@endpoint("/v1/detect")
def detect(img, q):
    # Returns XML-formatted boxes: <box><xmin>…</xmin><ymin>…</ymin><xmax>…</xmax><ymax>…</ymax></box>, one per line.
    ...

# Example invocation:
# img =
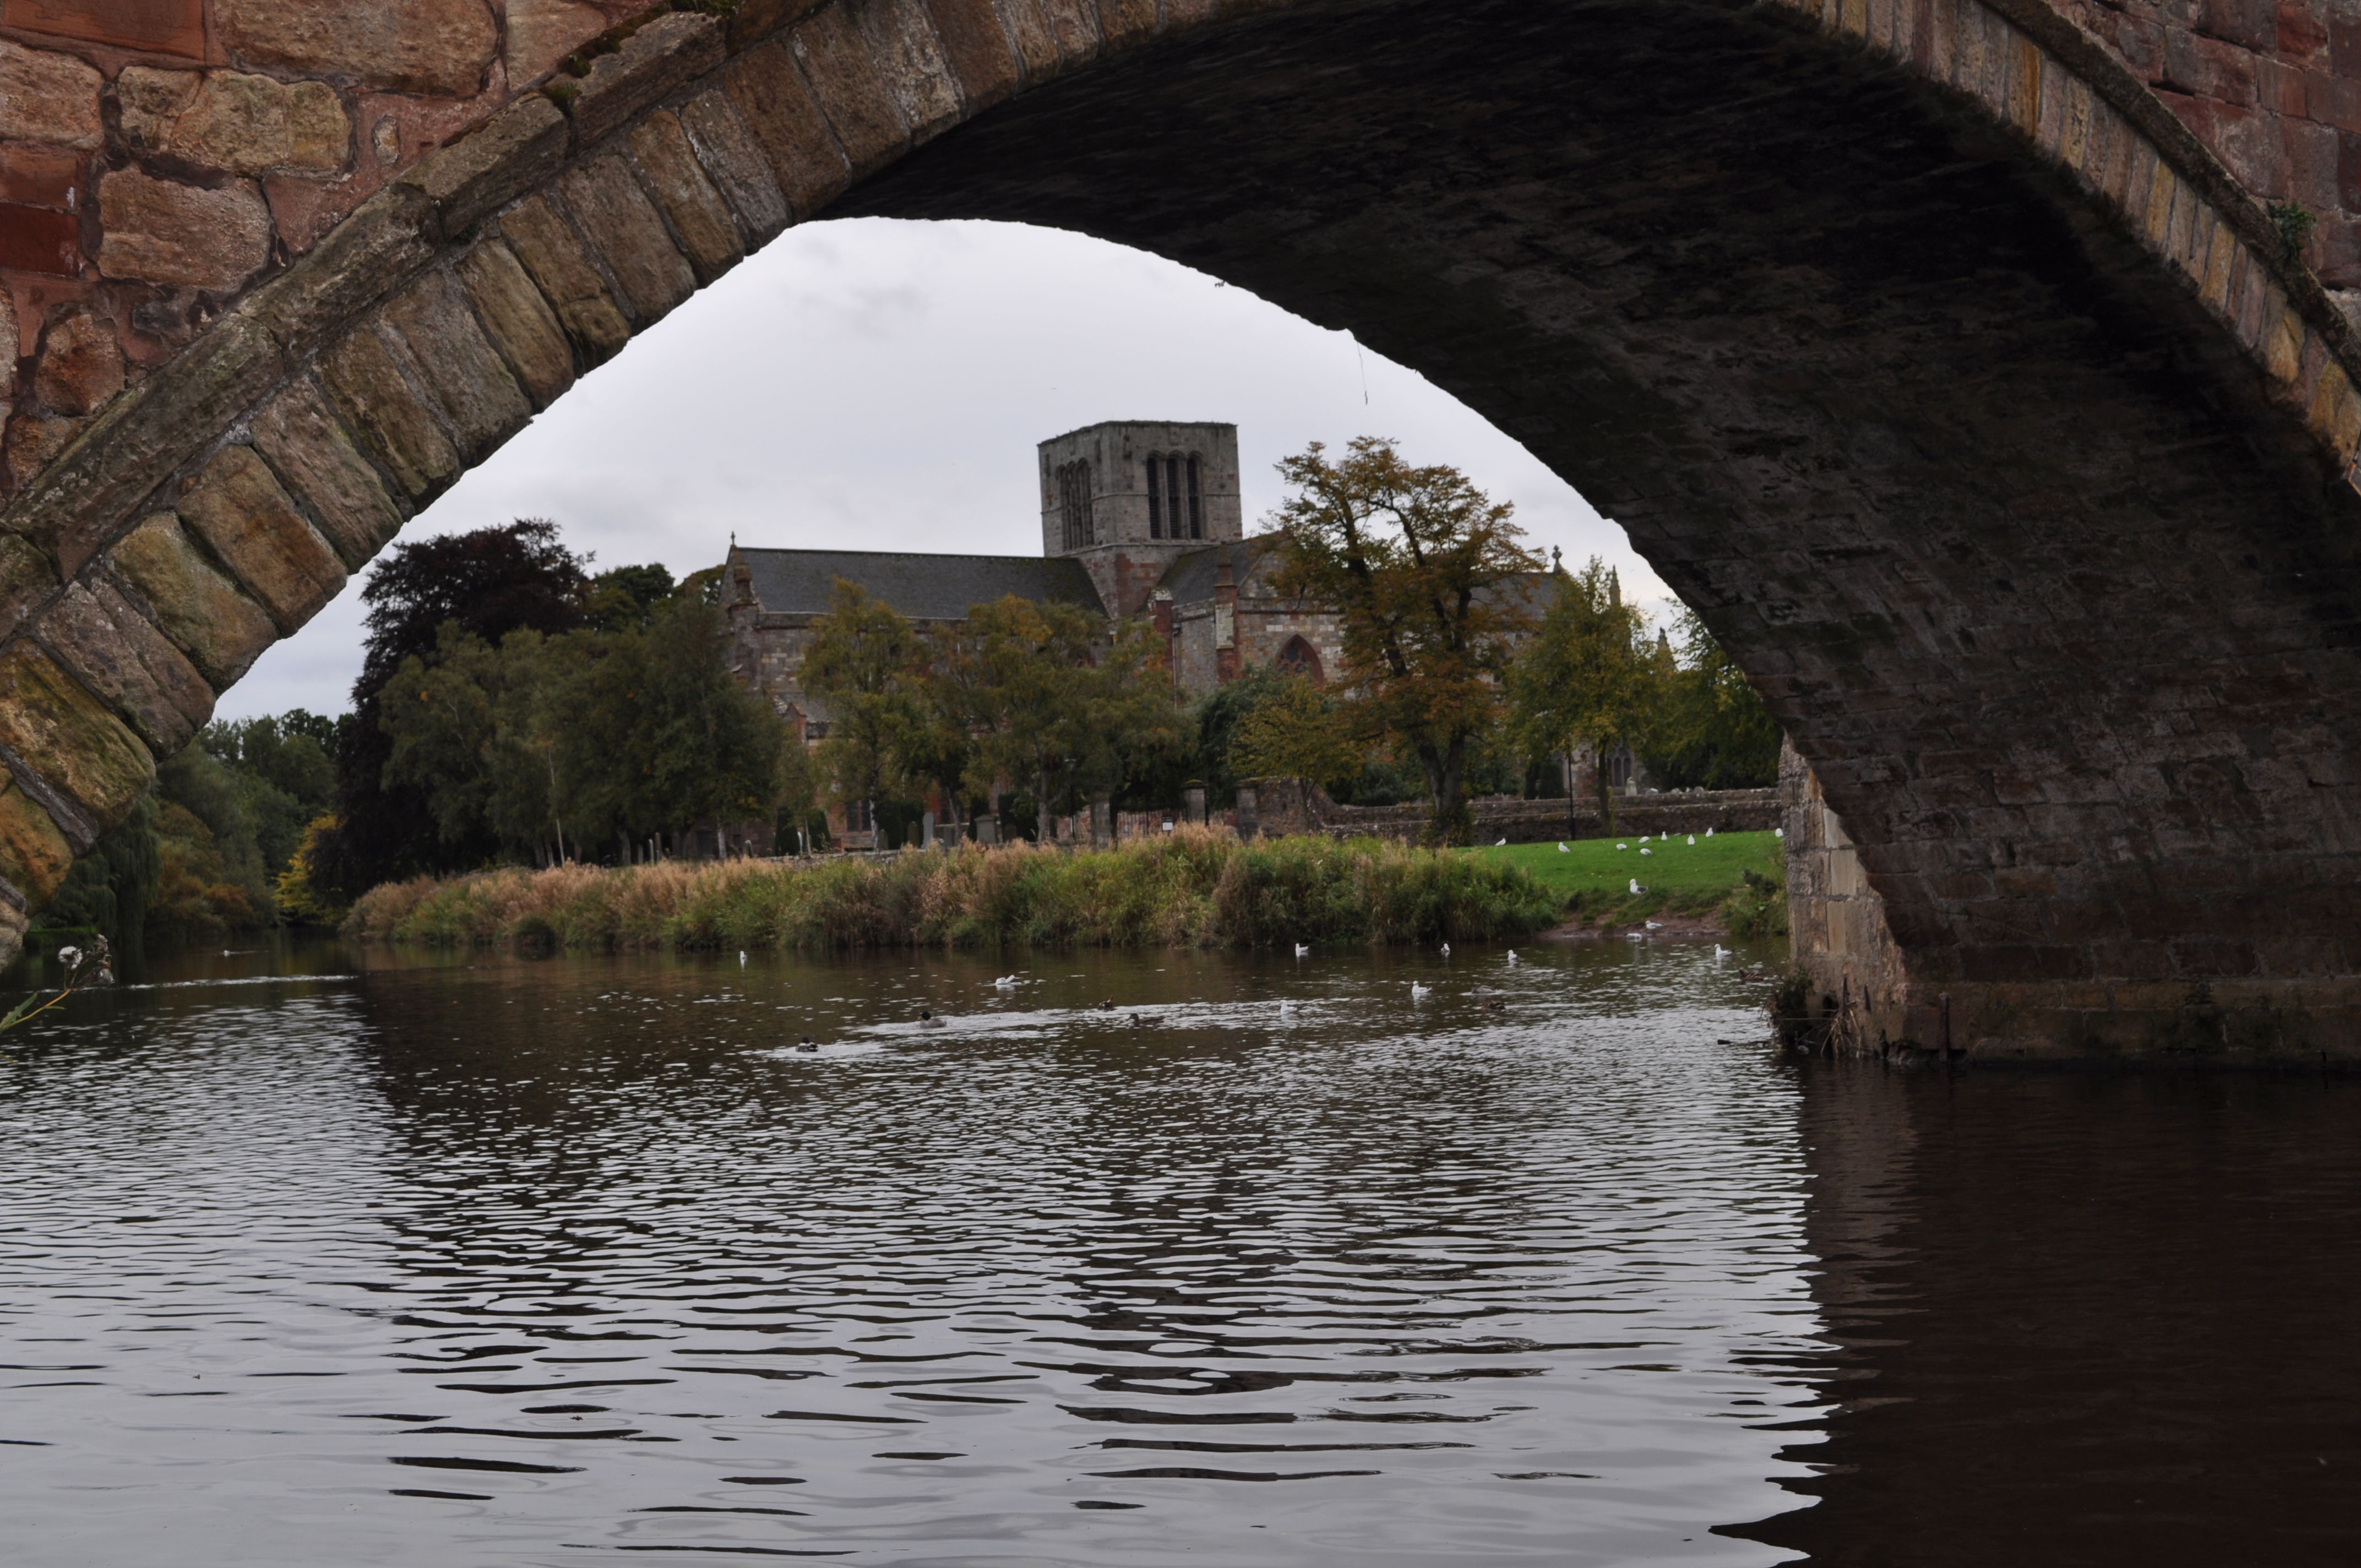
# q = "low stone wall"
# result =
<box><xmin>1243</xmin><ymin>778</ymin><xmax>1780</xmax><ymax>843</ymax></box>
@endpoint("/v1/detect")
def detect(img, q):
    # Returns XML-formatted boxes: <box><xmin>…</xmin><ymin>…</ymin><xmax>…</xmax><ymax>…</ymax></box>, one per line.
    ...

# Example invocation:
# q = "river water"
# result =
<box><xmin>2</xmin><ymin>939</ymin><xmax>2355</xmax><ymax>1566</ymax></box>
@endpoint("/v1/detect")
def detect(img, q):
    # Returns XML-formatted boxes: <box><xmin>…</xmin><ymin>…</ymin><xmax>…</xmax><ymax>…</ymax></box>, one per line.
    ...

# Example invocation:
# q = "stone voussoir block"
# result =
<box><xmin>237</xmin><ymin>182</ymin><xmax>442</xmax><ymax>357</ymax></box>
<box><xmin>727</xmin><ymin>0</ymin><xmax>833</xmax><ymax>54</ymax></box>
<box><xmin>0</xmin><ymin>778</ymin><xmax>74</xmax><ymax>908</ymax></box>
<box><xmin>400</xmin><ymin>94</ymin><xmax>572</xmax><ymax>235</ymax></box>
<box><xmin>678</xmin><ymin>90</ymin><xmax>792</xmax><ymax>243</ymax></box>
<box><xmin>923</xmin><ymin>0</ymin><xmax>1021</xmax><ymax>113</ymax></box>
<box><xmin>991</xmin><ymin>0</ymin><xmax>1065</xmax><ymax>84</ymax></box>
<box><xmin>559</xmin><ymin>155</ymin><xmax>697</xmax><ymax>325</ymax></box>
<box><xmin>175</xmin><ymin>445</ymin><xmax>348</xmax><ymax>633</ymax></box>
<box><xmin>853</xmin><ymin>0</ymin><xmax>965</xmax><ymax>144</ymax></box>
<box><xmin>248</xmin><ymin>377</ymin><xmax>409</xmax><ymax>570</ymax></box>
<box><xmin>720</xmin><ymin>40</ymin><xmax>852</xmax><ymax>218</ymax></box>
<box><xmin>104</xmin><ymin>512</ymin><xmax>280</xmax><ymax>692</ymax></box>
<box><xmin>34</xmin><ymin>578</ymin><xmax>216</xmax><ymax>756</ymax></box>
<box><xmin>0</xmin><ymin>533</ymin><xmax>60</xmax><ymax>644</ymax></box>
<box><xmin>319</xmin><ymin>324</ymin><xmax>462</xmax><ymax>499</ymax></box>
<box><xmin>0</xmin><ymin>643</ymin><xmax>155</xmax><ymax>838</ymax></box>
<box><xmin>569</xmin><ymin>12</ymin><xmax>728</xmax><ymax>148</ymax></box>
<box><xmin>790</xmin><ymin>4</ymin><xmax>912</xmax><ymax>179</ymax></box>
<box><xmin>629</xmin><ymin>112</ymin><xmax>745</xmax><ymax>280</ymax></box>
<box><xmin>455</xmin><ymin>240</ymin><xmax>577</xmax><ymax>409</ymax></box>
<box><xmin>379</xmin><ymin>270</ymin><xmax>535</xmax><ymax>461</ymax></box>
<box><xmin>497</xmin><ymin>194</ymin><xmax>634</xmax><ymax>361</ymax></box>
<box><xmin>0</xmin><ymin>314</ymin><xmax>286</xmax><ymax>574</ymax></box>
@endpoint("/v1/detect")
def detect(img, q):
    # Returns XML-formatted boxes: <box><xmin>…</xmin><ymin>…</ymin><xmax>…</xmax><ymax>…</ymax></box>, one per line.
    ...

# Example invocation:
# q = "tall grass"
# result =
<box><xmin>347</xmin><ymin>827</ymin><xmax>1563</xmax><ymax>953</ymax></box>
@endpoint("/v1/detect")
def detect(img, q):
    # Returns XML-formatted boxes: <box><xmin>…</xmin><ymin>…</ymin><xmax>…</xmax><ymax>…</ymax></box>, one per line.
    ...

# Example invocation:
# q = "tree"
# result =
<box><xmin>1507</xmin><ymin>556</ymin><xmax>1663</xmax><ymax>834</ymax></box>
<box><xmin>378</xmin><ymin>623</ymin><xmax>506</xmax><ymax>856</ymax></box>
<box><xmin>597</xmin><ymin>597</ymin><xmax>796</xmax><ymax>848</ymax></box>
<box><xmin>338</xmin><ymin>520</ymin><xmax>590</xmax><ymax>885</ymax></box>
<box><xmin>959</xmin><ymin>595</ymin><xmax>1087</xmax><ymax>832</ymax></box>
<box><xmin>1646</xmin><ymin>608</ymin><xmax>1784</xmax><ymax>790</ymax></box>
<box><xmin>797</xmin><ymin>580</ymin><xmax>923</xmax><ymax>830</ymax></box>
<box><xmin>1269</xmin><ymin>437</ymin><xmax>1542</xmax><ymax>843</ymax></box>
<box><xmin>1227</xmin><ymin>676</ymin><xmax>1363</xmax><ymax>791</ymax></box>
<box><xmin>375</xmin><ymin>597</ymin><xmax>795</xmax><ymax>867</ymax></box>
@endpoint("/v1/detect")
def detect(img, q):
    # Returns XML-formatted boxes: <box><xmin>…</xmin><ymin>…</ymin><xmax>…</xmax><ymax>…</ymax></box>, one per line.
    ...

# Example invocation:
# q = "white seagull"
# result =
<box><xmin>1506</xmin><ymin>950</ymin><xmax>1519</xmax><ymax>965</ymax></box>
<box><xmin>1645</xmin><ymin>920</ymin><xmax>1662</xmax><ymax>930</ymax></box>
<box><xmin>1440</xmin><ymin>942</ymin><xmax>1451</xmax><ymax>957</ymax></box>
<box><xmin>1687</xmin><ymin>835</ymin><xmax>1696</xmax><ymax>845</ymax></box>
<box><xmin>1629</xmin><ymin>878</ymin><xmax>1643</xmax><ymax>895</ymax></box>
<box><xmin>1713</xmin><ymin>945</ymin><xmax>1729</xmax><ymax>961</ymax></box>
<box><xmin>1640</xmin><ymin>847</ymin><xmax>1653</xmax><ymax>856</ymax></box>
<box><xmin>1495</xmin><ymin>837</ymin><xmax>1508</xmax><ymax>846</ymax></box>
<box><xmin>1617</xmin><ymin>842</ymin><xmax>1628</xmax><ymax>851</ymax></box>
<box><xmin>1294</xmin><ymin>942</ymin><xmax>1311</xmax><ymax>958</ymax></box>
<box><xmin>1410</xmin><ymin>981</ymin><xmax>1432</xmax><ymax>1000</ymax></box>
<box><xmin>738</xmin><ymin>950</ymin><xmax>748</xmax><ymax>966</ymax></box>
<box><xmin>1557</xmin><ymin>842</ymin><xmax>1569</xmax><ymax>853</ymax></box>
<box><xmin>993</xmin><ymin>974</ymin><xmax>1020</xmax><ymax>989</ymax></box>
<box><xmin>1775</xmin><ymin>827</ymin><xmax>1785</xmax><ymax>838</ymax></box>
<box><xmin>1706</xmin><ymin>826</ymin><xmax>1715</xmax><ymax>837</ymax></box>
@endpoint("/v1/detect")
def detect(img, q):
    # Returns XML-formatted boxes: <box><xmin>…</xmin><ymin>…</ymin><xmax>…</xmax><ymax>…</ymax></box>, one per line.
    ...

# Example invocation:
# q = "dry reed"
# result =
<box><xmin>346</xmin><ymin>827</ymin><xmax>1562</xmax><ymax>952</ymax></box>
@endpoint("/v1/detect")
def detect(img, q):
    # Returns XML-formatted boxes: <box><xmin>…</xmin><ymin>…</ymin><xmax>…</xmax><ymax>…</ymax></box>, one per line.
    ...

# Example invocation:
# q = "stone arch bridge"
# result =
<box><xmin>7</xmin><ymin>0</ymin><xmax>2361</xmax><ymax>1059</ymax></box>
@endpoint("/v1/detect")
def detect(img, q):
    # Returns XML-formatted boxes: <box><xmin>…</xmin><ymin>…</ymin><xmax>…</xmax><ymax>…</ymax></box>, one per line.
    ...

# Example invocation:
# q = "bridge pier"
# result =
<box><xmin>1781</xmin><ymin>741</ymin><xmax>2361</xmax><ymax>1065</ymax></box>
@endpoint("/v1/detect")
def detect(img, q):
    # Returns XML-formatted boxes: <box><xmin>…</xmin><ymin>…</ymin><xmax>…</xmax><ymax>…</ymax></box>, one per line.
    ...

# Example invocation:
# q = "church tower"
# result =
<box><xmin>1038</xmin><ymin>421</ymin><xmax>1243</xmax><ymax>616</ymax></box>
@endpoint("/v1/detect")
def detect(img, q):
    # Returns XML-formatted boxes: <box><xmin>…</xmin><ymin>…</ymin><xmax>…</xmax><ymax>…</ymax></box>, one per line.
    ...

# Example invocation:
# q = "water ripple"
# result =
<box><xmin>1</xmin><ymin>940</ymin><xmax>1825</xmax><ymax>1565</ymax></box>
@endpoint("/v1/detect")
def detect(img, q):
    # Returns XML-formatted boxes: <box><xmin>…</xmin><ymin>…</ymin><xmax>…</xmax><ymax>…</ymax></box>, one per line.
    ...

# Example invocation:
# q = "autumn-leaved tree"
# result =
<box><xmin>1270</xmin><ymin>437</ymin><xmax>1542</xmax><ymax>843</ymax></box>
<box><xmin>798</xmin><ymin>579</ymin><xmax>924</xmax><ymax>830</ymax></box>
<box><xmin>944</xmin><ymin>595</ymin><xmax>1181</xmax><ymax>834</ymax></box>
<box><xmin>1227</xmin><ymin>676</ymin><xmax>1363</xmax><ymax>791</ymax></box>
<box><xmin>1508</xmin><ymin>556</ymin><xmax>1662</xmax><ymax>834</ymax></box>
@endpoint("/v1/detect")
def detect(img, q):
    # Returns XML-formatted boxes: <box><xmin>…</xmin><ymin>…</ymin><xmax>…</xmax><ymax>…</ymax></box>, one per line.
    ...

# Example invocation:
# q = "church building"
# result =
<box><xmin>722</xmin><ymin>421</ymin><xmax>1345</xmax><ymax>748</ymax></box>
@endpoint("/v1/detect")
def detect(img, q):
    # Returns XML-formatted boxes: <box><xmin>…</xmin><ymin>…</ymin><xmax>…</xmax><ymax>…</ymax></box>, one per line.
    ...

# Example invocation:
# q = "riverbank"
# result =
<box><xmin>347</xmin><ymin>827</ymin><xmax>1564</xmax><ymax>952</ymax></box>
<box><xmin>1472</xmin><ymin>830</ymin><xmax>1788</xmax><ymax>937</ymax></box>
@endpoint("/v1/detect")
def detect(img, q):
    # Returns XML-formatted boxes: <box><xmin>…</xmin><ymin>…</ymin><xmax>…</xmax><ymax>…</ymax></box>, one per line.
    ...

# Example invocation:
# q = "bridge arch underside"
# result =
<box><xmin>850</xmin><ymin>0</ymin><xmax>2361</xmax><ymax>1058</ymax></box>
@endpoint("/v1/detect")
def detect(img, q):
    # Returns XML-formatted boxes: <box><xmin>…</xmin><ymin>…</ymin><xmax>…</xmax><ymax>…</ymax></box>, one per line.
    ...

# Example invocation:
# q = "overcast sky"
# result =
<box><xmin>221</xmin><ymin>217</ymin><xmax>1668</xmax><ymax>721</ymax></box>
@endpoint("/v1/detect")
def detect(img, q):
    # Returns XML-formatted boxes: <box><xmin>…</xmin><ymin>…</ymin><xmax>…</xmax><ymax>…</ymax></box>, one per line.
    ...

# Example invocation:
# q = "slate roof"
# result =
<box><xmin>1155</xmin><ymin>536</ymin><xmax>1285</xmax><ymax>603</ymax></box>
<box><xmin>1155</xmin><ymin>536</ymin><xmax>1555</xmax><ymax>615</ymax></box>
<box><xmin>737</xmin><ymin>548</ymin><xmax>1106</xmax><ymax>619</ymax></box>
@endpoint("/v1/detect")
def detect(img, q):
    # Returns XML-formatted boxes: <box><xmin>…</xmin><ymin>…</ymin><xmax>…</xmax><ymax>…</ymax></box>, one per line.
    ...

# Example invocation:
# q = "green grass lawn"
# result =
<box><xmin>1468</xmin><ymin>829</ymin><xmax>1785</xmax><ymax>922</ymax></box>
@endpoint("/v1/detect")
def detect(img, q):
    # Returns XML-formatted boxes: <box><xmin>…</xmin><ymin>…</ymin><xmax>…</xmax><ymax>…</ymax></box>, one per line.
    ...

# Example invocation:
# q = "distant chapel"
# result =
<box><xmin>722</xmin><ymin>420</ymin><xmax>1344</xmax><ymax>754</ymax></box>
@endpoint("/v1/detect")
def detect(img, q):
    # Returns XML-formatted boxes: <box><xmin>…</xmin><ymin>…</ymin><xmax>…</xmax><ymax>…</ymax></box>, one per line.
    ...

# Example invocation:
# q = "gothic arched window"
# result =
<box><xmin>1276</xmin><ymin>635</ymin><xmax>1324</xmax><ymax>684</ymax></box>
<box><xmin>1058</xmin><ymin>460</ymin><xmax>1094</xmax><ymax>549</ymax></box>
<box><xmin>1146</xmin><ymin>454</ymin><xmax>1204</xmax><ymax>541</ymax></box>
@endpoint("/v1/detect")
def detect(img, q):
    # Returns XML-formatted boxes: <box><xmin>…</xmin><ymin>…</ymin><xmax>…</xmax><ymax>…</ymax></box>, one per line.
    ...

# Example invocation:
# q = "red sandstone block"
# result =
<box><xmin>0</xmin><ymin>143</ymin><xmax>76</xmax><ymax>208</ymax></box>
<box><xmin>2284</xmin><ymin>112</ymin><xmax>2340</xmax><ymax>206</ymax></box>
<box><xmin>0</xmin><ymin>0</ymin><xmax>203</xmax><ymax>59</ymax></box>
<box><xmin>0</xmin><ymin>202</ymin><xmax>75</xmax><ymax>274</ymax></box>
<box><xmin>2281</xmin><ymin>3</ymin><xmax>2330</xmax><ymax>61</ymax></box>
<box><xmin>2164</xmin><ymin>29</ymin><xmax>2257</xmax><ymax>106</ymax></box>
<box><xmin>2197</xmin><ymin>0</ymin><xmax>2275</xmax><ymax>53</ymax></box>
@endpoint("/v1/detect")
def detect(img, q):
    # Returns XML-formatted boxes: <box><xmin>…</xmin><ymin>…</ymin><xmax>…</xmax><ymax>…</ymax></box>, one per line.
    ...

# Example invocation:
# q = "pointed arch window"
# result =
<box><xmin>1276</xmin><ymin>635</ymin><xmax>1324</xmax><ymax>684</ymax></box>
<box><xmin>1146</xmin><ymin>454</ymin><xmax>1204</xmax><ymax>541</ymax></box>
<box><xmin>1058</xmin><ymin>460</ymin><xmax>1094</xmax><ymax>549</ymax></box>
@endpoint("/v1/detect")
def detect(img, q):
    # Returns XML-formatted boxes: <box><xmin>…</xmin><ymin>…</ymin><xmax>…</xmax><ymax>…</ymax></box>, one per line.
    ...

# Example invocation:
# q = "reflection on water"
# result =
<box><xmin>2</xmin><ymin>939</ymin><xmax>1817</xmax><ymax>1566</ymax></box>
<box><xmin>4</xmin><ymin>940</ymin><xmax>2357</xmax><ymax>1564</ymax></box>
